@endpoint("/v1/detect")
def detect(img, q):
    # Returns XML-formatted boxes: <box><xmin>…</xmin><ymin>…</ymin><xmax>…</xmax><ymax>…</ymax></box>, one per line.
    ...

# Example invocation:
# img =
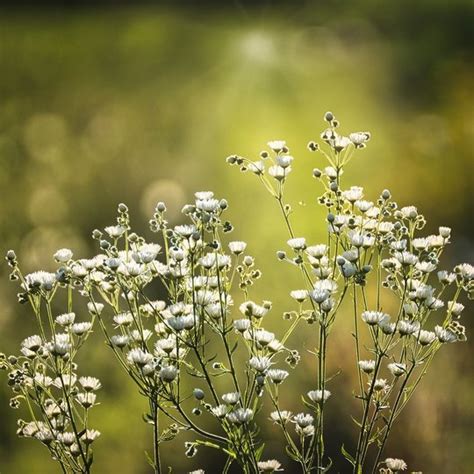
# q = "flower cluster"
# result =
<box><xmin>2</xmin><ymin>251</ymin><xmax>101</xmax><ymax>474</ymax></box>
<box><xmin>1</xmin><ymin>111</ymin><xmax>471</xmax><ymax>474</ymax></box>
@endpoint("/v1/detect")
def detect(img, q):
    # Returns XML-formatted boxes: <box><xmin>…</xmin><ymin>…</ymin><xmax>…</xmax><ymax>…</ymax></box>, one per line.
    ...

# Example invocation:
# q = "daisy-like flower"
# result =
<box><xmin>268</xmin><ymin>165</ymin><xmax>291</xmax><ymax>181</ymax></box>
<box><xmin>104</xmin><ymin>225</ymin><xmax>126</xmax><ymax>238</ymax></box>
<box><xmin>127</xmin><ymin>348</ymin><xmax>153</xmax><ymax>367</ymax></box>
<box><xmin>290</xmin><ymin>289</ymin><xmax>308</xmax><ymax>302</ymax></box>
<box><xmin>79</xmin><ymin>376</ymin><xmax>102</xmax><ymax>392</ymax></box>
<box><xmin>434</xmin><ymin>325</ymin><xmax>457</xmax><ymax>343</ymax></box>
<box><xmin>257</xmin><ymin>460</ymin><xmax>283</xmax><ymax>472</ymax></box>
<box><xmin>270</xmin><ymin>410</ymin><xmax>292</xmax><ymax>425</ymax></box>
<box><xmin>228</xmin><ymin>241</ymin><xmax>247</xmax><ymax>255</ymax></box>
<box><xmin>159</xmin><ymin>366</ymin><xmax>179</xmax><ymax>382</ymax></box>
<box><xmin>267</xmin><ymin>369</ymin><xmax>289</xmax><ymax>384</ymax></box>
<box><xmin>222</xmin><ymin>392</ymin><xmax>240</xmax><ymax>405</ymax></box>
<box><xmin>358</xmin><ymin>360</ymin><xmax>376</xmax><ymax>374</ymax></box>
<box><xmin>342</xmin><ymin>186</ymin><xmax>364</xmax><ymax>202</ymax></box>
<box><xmin>234</xmin><ymin>319</ymin><xmax>251</xmax><ymax>332</ymax></box>
<box><xmin>384</xmin><ymin>458</ymin><xmax>407</xmax><ymax>471</ymax></box>
<box><xmin>361</xmin><ymin>311</ymin><xmax>389</xmax><ymax>326</ymax></box>
<box><xmin>292</xmin><ymin>413</ymin><xmax>314</xmax><ymax>428</ymax></box>
<box><xmin>267</xmin><ymin>140</ymin><xmax>286</xmax><ymax>152</ymax></box>
<box><xmin>249</xmin><ymin>356</ymin><xmax>272</xmax><ymax>372</ymax></box>
<box><xmin>388</xmin><ymin>363</ymin><xmax>406</xmax><ymax>377</ymax></box>
<box><xmin>71</xmin><ymin>322</ymin><xmax>92</xmax><ymax>336</ymax></box>
<box><xmin>373</xmin><ymin>378</ymin><xmax>390</xmax><ymax>392</ymax></box>
<box><xmin>307</xmin><ymin>389</ymin><xmax>331</xmax><ymax>403</ymax></box>
<box><xmin>211</xmin><ymin>404</ymin><xmax>228</xmax><ymax>418</ymax></box>
<box><xmin>287</xmin><ymin>238</ymin><xmax>306</xmax><ymax>250</ymax></box>
<box><xmin>76</xmin><ymin>392</ymin><xmax>97</xmax><ymax>409</ymax></box>
<box><xmin>415</xmin><ymin>329</ymin><xmax>436</xmax><ymax>346</ymax></box>
<box><xmin>54</xmin><ymin>248</ymin><xmax>73</xmax><ymax>262</ymax></box>
<box><xmin>227</xmin><ymin>408</ymin><xmax>253</xmax><ymax>425</ymax></box>
<box><xmin>81</xmin><ymin>429</ymin><xmax>101</xmax><ymax>445</ymax></box>
<box><xmin>21</xmin><ymin>335</ymin><xmax>43</xmax><ymax>352</ymax></box>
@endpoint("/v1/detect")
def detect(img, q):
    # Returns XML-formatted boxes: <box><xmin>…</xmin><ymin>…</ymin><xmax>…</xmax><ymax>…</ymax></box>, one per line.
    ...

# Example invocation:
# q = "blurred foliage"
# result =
<box><xmin>0</xmin><ymin>1</ymin><xmax>473</xmax><ymax>473</ymax></box>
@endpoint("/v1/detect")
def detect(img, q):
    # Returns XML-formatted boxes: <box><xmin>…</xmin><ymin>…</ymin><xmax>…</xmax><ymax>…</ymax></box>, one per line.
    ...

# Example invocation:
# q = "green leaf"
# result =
<box><xmin>341</xmin><ymin>444</ymin><xmax>356</xmax><ymax>466</ymax></box>
<box><xmin>254</xmin><ymin>443</ymin><xmax>265</xmax><ymax>461</ymax></box>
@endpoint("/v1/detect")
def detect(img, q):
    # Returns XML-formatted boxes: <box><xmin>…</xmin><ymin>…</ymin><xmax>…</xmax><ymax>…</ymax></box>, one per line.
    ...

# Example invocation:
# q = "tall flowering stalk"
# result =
<box><xmin>227</xmin><ymin>112</ymin><xmax>472</xmax><ymax>473</ymax></box>
<box><xmin>1</xmin><ymin>250</ymin><xmax>101</xmax><ymax>473</ymax></box>
<box><xmin>1</xmin><ymin>112</ymin><xmax>472</xmax><ymax>474</ymax></box>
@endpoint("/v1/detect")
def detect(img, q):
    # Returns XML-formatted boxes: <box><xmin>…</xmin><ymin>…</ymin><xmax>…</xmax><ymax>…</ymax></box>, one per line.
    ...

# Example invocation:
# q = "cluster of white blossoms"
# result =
<box><xmin>2</xmin><ymin>112</ymin><xmax>471</xmax><ymax>474</ymax></box>
<box><xmin>2</xmin><ymin>251</ymin><xmax>101</xmax><ymax>474</ymax></box>
<box><xmin>227</xmin><ymin>111</ymin><xmax>472</xmax><ymax>474</ymax></box>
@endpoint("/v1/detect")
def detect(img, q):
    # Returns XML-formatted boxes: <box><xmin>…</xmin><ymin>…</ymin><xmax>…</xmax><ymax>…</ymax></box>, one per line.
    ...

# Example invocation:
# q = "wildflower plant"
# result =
<box><xmin>1</xmin><ymin>251</ymin><xmax>101</xmax><ymax>473</ymax></box>
<box><xmin>1</xmin><ymin>112</ymin><xmax>472</xmax><ymax>473</ymax></box>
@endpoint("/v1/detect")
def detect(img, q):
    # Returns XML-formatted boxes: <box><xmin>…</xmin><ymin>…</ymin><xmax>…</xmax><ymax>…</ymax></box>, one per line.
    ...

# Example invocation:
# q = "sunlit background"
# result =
<box><xmin>0</xmin><ymin>1</ymin><xmax>473</xmax><ymax>473</ymax></box>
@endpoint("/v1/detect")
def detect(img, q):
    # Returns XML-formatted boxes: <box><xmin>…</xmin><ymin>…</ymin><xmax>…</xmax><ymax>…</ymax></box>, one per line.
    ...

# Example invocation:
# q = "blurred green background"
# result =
<box><xmin>0</xmin><ymin>1</ymin><xmax>473</xmax><ymax>472</ymax></box>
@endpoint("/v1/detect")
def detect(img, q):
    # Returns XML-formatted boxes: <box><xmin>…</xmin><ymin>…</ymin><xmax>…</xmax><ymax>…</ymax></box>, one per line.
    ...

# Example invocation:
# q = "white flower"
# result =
<box><xmin>111</xmin><ymin>335</ymin><xmax>129</xmax><ymax>348</ymax></box>
<box><xmin>287</xmin><ymin>237</ymin><xmax>306</xmax><ymax>250</ymax></box>
<box><xmin>254</xmin><ymin>329</ymin><xmax>275</xmax><ymax>346</ymax></box>
<box><xmin>355</xmin><ymin>200</ymin><xmax>374</xmax><ymax>213</ymax></box>
<box><xmin>448</xmin><ymin>301</ymin><xmax>465</xmax><ymax>317</ymax></box>
<box><xmin>437</xmin><ymin>271</ymin><xmax>456</xmax><ymax>285</ymax></box>
<box><xmin>307</xmin><ymin>389</ymin><xmax>331</xmax><ymax>403</ymax></box>
<box><xmin>438</xmin><ymin>226</ymin><xmax>451</xmax><ymax>238</ymax></box>
<box><xmin>276</xmin><ymin>155</ymin><xmax>293</xmax><ymax>168</ymax></box>
<box><xmin>358</xmin><ymin>360</ymin><xmax>376</xmax><ymax>374</ymax></box>
<box><xmin>395</xmin><ymin>251</ymin><xmax>418</xmax><ymax>266</ymax></box>
<box><xmin>290</xmin><ymin>290</ymin><xmax>308</xmax><ymax>302</ymax></box>
<box><xmin>79</xmin><ymin>377</ymin><xmax>102</xmax><ymax>392</ymax></box>
<box><xmin>373</xmin><ymin>378</ymin><xmax>390</xmax><ymax>392</ymax></box>
<box><xmin>388</xmin><ymin>363</ymin><xmax>406</xmax><ymax>377</ymax></box>
<box><xmin>159</xmin><ymin>366</ymin><xmax>179</xmax><ymax>382</ymax></box>
<box><xmin>222</xmin><ymin>392</ymin><xmax>240</xmax><ymax>405</ymax></box>
<box><xmin>349</xmin><ymin>132</ymin><xmax>370</xmax><ymax>147</ymax></box>
<box><xmin>248</xmin><ymin>160</ymin><xmax>265</xmax><ymax>174</ymax></box>
<box><xmin>400</xmin><ymin>206</ymin><xmax>418</xmax><ymax>219</ymax></box>
<box><xmin>361</xmin><ymin>311</ymin><xmax>389</xmax><ymax>326</ymax></box>
<box><xmin>342</xmin><ymin>186</ymin><xmax>364</xmax><ymax>202</ymax></box>
<box><xmin>227</xmin><ymin>408</ymin><xmax>253</xmax><ymax>424</ymax></box>
<box><xmin>267</xmin><ymin>369</ymin><xmax>289</xmax><ymax>384</ymax></box>
<box><xmin>257</xmin><ymin>459</ymin><xmax>283</xmax><ymax>472</ymax></box>
<box><xmin>195</xmin><ymin>191</ymin><xmax>214</xmax><ymax>200</ymax></box>
<box><xmin>87</xmin><ymin>301</ymin><xmax>104</xmax><ymax>315</ymax></box>
<box><xmin>104</xmin><ymin>225</ymin><xmax>126</xmax><ymax>238</ymax></box>
<box><xmin>24</xmin><ymin>271</ymin><xmax>57</xmax><ymax>291</ymax></box>
<box><xmin>76</xmin><ymin>392</ymin><xmax>97</xmax><ymax>409</ymax></box>
<box><xmin>270</xmin><ymin>410</ymin><xmax>292</xmax><ymax>425</ymax></box>
<box><xmin>234</xmin><ymin>319</ymin><xmax>251</xmax><ymax>332</ymax></box>
<box><xmin>21</xmin><ymin>335</ymin><xmax>42</xmax><ymax>352</ymax></box>
<box><xmin>267</xmin><ymin>140</ymin><xmax>286</xmax><ymax>152</ymax></box>
<box><xmin>434</xmin><ymin>325</ymin><xmax>457</xmax><ymax>343</ymax></box>
<box><xmin>54</xmin><ymin>248</ymin><xmax>73</xmax><ymax>262</ymax></box>
<box><xmin>56</xmin><ymin>312</ymin><xmax>76</xmax><ymax>326</ymax></box>
<box><xmin>268</xmin><ymin>165</ymin><xmax>291</xmax><ymax>180</ymax></box>
<box><xmin>292</xmin><ymin>413</ymin><xmax>314</xmax><ymax>428</ymax></box>
<box><xmin>415</xmin><ymin>329</ymin><xmax>436</xmax><ymax>346</ymax></box>
<box><xmin>127</xmin><ymin>348</ymin><xmax>153</xmax><ymax>367</ymax></box>
<box><xmin>211</xmin><ymin>404</ymin><xmax>228</xmax><ymax>418</ymax></box>
<box><xmin>81</xmin><ymin>429</ymin><xmax>101</xmax><ymax>445</ymax></box>
<box><xmin>249</xmin><ymin>356</ymin><xmax>272</xmax><ymax>372</ymax></box>
<box><xmin>114</xmin><ymin>312</ymin><xmax>134</xmax><ymax>326</ymax></box>
<box><xmin>196</xmin><ymin>198</ymin><xmax>220</xmax><ymax>212</ymax></box>
<box><xmin>306</xmin><ymin>244</ymin><xmax>328</xmax><ymax>258</ymax></box>
<box><xmin>310</xmin><ymin>289</ymin><xmax>329</xmax><ymax>304</ymax></box>
<box><xmin>239</xmin><ymin>301</ymin><xmax>270</xmax><ymax>319</ymax></box>
<box><xmin>71</xmin><ymin>322</ymin><xmax>92</xmax><ymax>336</ymax></box>
<box><xmin>384</xmin><ymin>458</ymin><xmax>407</xmax><ymax>471</ymax></box>
<box><xmin>397</xmin><ymin>320</ymin><xmax>420</xmax><ymax>336</ymax></box>
<box><xmin>228</xmin><ymin>241</ymin><xmax>247</xmax><ymax>255</ymax></box>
